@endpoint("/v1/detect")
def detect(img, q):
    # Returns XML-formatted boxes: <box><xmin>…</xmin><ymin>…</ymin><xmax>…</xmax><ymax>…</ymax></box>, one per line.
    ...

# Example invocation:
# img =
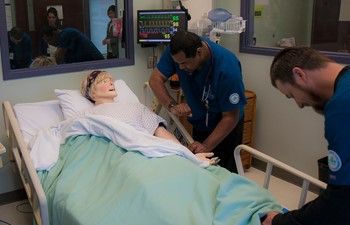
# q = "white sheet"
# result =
<box><xmin>30</xmin><ymin>115</ymin><xmax>210</xmax><ymax>170</ymax></box>
<box><xmin>14</xmin><ymin>100</ymin><xmax>64</xmax><ymax>145</ymax></box>
<box><xmin>13</xmin><ymin>80</ymin><xmax>139</xmax><ymax>147</ymax></box>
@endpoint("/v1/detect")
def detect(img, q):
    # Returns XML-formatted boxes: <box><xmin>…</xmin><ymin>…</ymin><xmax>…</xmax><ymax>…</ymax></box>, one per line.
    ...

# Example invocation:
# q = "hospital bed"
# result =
<box><xmin>2</xmin><ymin>80</ymin><xmax>326</xmax><ymax>225</ymax></box>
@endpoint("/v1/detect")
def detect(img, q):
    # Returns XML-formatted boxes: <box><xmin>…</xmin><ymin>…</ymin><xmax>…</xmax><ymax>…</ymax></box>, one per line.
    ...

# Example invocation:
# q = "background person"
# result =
<box><xmin>262</xmin><ymin>46</ymin><xmax>350</xmax><ymax>225</ymax></box>
<box><xmin>42</xmin><ymin>26</ymin><xmax>104</xmax><ymax>64</ymax></box>
<box><xmin>38</xmin><ymin>7</ymin><xmax>64</xmax><ymax>57</ymax></box>
<box><xmin>148</xmin><ymin>30</ymin><xmax>246</xmax><ymax>173</ymax></box>
<box><xmin>102</xmin><ymin>5</ymin><xmax>120</xmax><ymax>59</ymax></box>
<box><xmin>8</xmin><ymin>27</ymin><xmax>32</xmax><ymax>69</ymax></box>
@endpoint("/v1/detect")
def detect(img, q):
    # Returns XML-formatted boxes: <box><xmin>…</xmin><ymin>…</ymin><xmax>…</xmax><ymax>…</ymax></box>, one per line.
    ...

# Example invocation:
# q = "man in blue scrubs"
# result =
<box><xmin>263</xmin><ymin>46</ymin><xmax>350</xmax><ymax>224</ymax></box>
<box><xmin>41</xmin><ymin>26</ymin><xmax>104</xmax><ymax>64</ymax></box>
<box><xmin>8</xmin><ymin>27</ymin><xmax>32</xmax><ymax>69</ymax></box>
<box><xmin>148</xmin><ymin>30</ymin><xmax>246</xmax><ymax>173</ymax></box>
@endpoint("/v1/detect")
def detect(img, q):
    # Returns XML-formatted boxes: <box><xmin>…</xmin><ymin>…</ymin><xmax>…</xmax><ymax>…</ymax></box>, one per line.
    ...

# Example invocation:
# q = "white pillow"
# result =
<box><xmin>13</xmin><ymin>100</ymin><xmax>64</xmax><ymax>145</ymax></box>
<box><xmin>55</xmin><ymin>79</ymin><xmax>139</xmax><ymax>120</ymax></box>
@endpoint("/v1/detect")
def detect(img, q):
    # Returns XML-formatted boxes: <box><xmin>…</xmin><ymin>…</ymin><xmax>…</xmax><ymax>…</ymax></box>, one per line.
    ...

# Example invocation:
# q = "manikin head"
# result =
<box><xmin>81</xmin><ymin>70</ymin><xmax>117</xmax><ymax>104</ymax></box>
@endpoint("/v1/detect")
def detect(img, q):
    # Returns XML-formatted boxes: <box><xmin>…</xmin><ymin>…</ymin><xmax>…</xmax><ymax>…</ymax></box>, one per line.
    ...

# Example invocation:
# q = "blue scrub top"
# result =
<box><xmin>8</xmin><ymin>32</ymin><xmax>32</xmax><ymax>69</ymax></box>
<box><xmin>157</xmin><ymin>37</ymin><xmax>246</xmax><ymax>132</ymax></box>
<box><xmin>58</xmin><ymin>28</ymin><xmax>104</xmax><ymax>63</ymax></box>
<box><xmin>324</xmin><ymin>68</ymin><xmax>350</xmax><ymax>185</ymax></box>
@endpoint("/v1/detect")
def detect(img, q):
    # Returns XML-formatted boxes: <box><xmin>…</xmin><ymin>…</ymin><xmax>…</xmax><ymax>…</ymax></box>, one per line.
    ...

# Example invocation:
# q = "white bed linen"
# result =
<box><xmin>14</xmin><ymin>100</ymin><xmax>64</xmax><ymax>145</ymax></box>
<box><xmin>55</xmin><ymin>79</ymin><xmax>140</xmax><ymax>120</ymax></box>
<box><xmin>13</xmin><ymin>80</ymin><xmax>138</xmax><ymax>146</ymax></box>
<box><xmin>30</xmin><ymin>114</ymin><xmax>210</xmax><ymax>170</ymax></box>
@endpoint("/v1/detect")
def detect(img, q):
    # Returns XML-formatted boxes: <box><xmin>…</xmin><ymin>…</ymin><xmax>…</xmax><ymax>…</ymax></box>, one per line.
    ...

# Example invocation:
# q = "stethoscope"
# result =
<box><xmin>200</xmin><ymin>41</ymin><xmax>214</xmax><ymax>127</ymax></box>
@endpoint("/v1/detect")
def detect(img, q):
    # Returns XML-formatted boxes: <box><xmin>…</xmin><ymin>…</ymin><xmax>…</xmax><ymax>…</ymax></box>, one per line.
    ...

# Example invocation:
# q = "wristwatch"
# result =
<box><xmin>168</xmin><ymin>100</ymin><xmax>177</xmax><ymax>111</ymax></box>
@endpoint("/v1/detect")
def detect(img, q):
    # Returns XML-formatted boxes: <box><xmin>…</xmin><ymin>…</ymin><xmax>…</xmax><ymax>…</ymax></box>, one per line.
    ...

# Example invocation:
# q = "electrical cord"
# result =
<box><xmin>16</xmin><ymin>202</ymin><xmax>32</xmax><ymax>214</ymax></box>
<box><xmin>0</xmin><ymin>201</ymin><xmax>32</xmax><ymax>225</ymax></box>
<box><xmin>179</xmin><ymin>1</ymin><xmax>191</xmax><ymax>21</ymax></box>
<box><xmin>0</xmin><ymin>219</ymin><xmax>11</xmax><ymax>225</ymax></box>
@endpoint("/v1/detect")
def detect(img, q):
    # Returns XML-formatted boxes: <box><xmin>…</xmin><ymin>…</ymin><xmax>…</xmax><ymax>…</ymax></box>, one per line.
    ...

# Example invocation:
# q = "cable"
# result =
<box><xmin>16</xmin><ymin>202</ymin><xmax>32</xmax><ymax>214</ymax></box>
<box><xmin>178</xmin><ymin>1</ymin><xmax>191</xmax><ymax>21</ymax></box>
<box><xmin>0</xmin><ymin>219</ymin><xmax>11</xmax><ymax>225</ymax></box>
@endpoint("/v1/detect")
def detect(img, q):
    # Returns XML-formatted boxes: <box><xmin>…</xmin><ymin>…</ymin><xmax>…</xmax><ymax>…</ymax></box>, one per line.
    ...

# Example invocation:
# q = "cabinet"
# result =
<box><xmin>241</xmin><ymin>90</ymin><xmax>256</xmax><ymax>169</ymax></box>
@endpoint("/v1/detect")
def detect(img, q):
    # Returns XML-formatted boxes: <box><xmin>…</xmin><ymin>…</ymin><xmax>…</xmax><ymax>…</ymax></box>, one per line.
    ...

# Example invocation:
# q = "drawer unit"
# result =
<box><xmin>241</xmin><ymin>90</ymin><xmax>257</xmax><ymax>169</ymax></box>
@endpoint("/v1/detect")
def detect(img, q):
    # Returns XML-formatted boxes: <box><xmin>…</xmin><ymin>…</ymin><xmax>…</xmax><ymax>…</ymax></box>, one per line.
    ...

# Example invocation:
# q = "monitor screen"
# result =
<box><xmin>137</xmin><ymin>9</ymin><xmax>188</xmax><ymax>44</ymax></box>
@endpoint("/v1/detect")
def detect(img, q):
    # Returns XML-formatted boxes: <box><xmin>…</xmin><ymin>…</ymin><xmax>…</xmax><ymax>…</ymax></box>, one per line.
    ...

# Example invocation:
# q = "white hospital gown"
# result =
<box><xmin>85</xmin><ymin>103</ymin><xmax>166</xmax><ymax>135</ymax></box>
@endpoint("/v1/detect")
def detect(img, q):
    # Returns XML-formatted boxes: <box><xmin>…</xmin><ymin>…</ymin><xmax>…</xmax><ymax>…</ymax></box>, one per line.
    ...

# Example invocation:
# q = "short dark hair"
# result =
<box><xmin>169</xmin><ymin>30</ymin><xmax>202</xmax><ymax>58</ymax></box>
<box><xmin>270</xmin><ymin>46</ymin><xmax>334</xmax><ymax>87</ymax></box>
<box><xmin>107</xmin><ymin>5</ymin><xmax>116</xmax><ymax>13</ymax></box>
<box><xmin>47</xmin><ymin>7</ymin><xmax>59</xmax><ymax>18</ymax></box>
<box><xmin>10</xmin><ymin>27</ymin><xmax>24</xmax><ymax>40</ymax></box>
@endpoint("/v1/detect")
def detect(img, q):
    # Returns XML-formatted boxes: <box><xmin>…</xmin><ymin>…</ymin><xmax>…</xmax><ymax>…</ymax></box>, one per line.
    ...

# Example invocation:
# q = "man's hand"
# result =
<box><xmin>261</xmin><ymin>212</ymin><xmax>280</xmax><ymax>225</ymax></box>
<box><xmin>169</xmin><ymin>103</ymin><xmax>192</xmax><ymax>117</ymax></box>
<box><xmin>102</xmin><ymin>38</ymin><xmax>110</xmax><ymax>45</ymax></box>
<box><xmin>188</xmin><ymin>141</ymin><xmax>210</xmax><ymax>153</ymax></box>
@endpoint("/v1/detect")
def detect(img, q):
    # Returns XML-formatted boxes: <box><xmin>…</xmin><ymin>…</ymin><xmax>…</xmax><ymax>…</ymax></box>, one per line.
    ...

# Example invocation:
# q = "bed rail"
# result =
<box><xmin>2</xmin><ymin>101</ymin><xmax>49</xmax><ymax>225</ymax></box>
<box><xmin>234</xmin><ymin>144</ymin><xmax>327</xmax><ymax>209</ymax></box>
<box><xmin>142</xmin><ymin>82</ymin><xmax>194</xmax><ymax>145</ymax></box>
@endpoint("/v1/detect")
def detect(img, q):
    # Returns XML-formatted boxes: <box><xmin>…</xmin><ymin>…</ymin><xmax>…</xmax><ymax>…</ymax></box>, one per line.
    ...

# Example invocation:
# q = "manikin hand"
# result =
<box><xmin>194</xmin><ymin>152</ymin><xmax>217</xmax><ymax>164</ymax></box>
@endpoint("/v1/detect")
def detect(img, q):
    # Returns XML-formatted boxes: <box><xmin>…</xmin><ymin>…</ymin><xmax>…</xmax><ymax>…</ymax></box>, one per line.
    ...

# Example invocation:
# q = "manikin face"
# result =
<box><xmin>275</xmin><ymin>80</ymin><xmax>327</xmax><ymax>114</ymax></box>
<box><xmin>91</xmin><ymin>77</ymin><xmax>117</xmax><ymax>103</ymax></box>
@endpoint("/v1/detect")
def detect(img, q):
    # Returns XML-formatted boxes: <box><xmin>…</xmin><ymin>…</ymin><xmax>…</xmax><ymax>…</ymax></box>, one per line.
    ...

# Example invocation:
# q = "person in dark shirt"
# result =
<box><xmin>263</xmin><ymin>46</ymin><xmax>350</xmax><ymax>225</ymax></box>
<box><xmin>8</xmin><ymin>27</ymin><xmax>32</xmax><ymax>69</ymax></box>
<box><xmin>102</xmin><ymin>5</ymin><xmax>120</xmax><ymax>59</ymax></box>
<box><xmin>148</xmin><ymin>30</ymin><xmax>246</xmax><ymax>173</ymax></box>
<box><xmin>41</xmin><ymin>26</ymin><xmax>104</xmax><ymax>64</ymax></box>
<box><xmin>38</xmin><ymin>7</ymin><xmax>64</xmax><ymax>56</ymax></box>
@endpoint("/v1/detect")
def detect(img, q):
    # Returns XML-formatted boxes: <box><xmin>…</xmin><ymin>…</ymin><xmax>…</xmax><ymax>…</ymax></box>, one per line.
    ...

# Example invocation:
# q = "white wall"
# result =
<box><xmin>0</xmin><ymin>0</ymin><xmax>331</xmax><ymax>194</ymax></box>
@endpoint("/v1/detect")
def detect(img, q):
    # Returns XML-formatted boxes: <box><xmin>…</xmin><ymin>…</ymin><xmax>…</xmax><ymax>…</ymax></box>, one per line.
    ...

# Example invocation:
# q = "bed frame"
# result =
<box><xmin>3</xmin><ymin>101</ymin><xmax>49</xmax><ymax>225</ymax></box>
<box><xmin>2</xmin><ymin>83</ymin><xmax>327</xmax><ymax>225</ymax></box>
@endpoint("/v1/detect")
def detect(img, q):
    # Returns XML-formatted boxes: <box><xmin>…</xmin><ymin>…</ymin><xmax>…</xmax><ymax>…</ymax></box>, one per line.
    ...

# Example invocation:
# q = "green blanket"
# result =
<box><xmin>38</xmin><ymin>135</ymin><xmax>282</xmax><ymax>225</ymax></box>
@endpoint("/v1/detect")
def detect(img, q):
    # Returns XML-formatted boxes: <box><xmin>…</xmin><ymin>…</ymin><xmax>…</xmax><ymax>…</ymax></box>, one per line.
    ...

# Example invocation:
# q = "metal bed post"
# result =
<box><xmin>234</xmin><ymin>144</ymin><xmax>327</xmax><ymax>208</ymax></box>
<box><xmin>142</xmin><ymin>82</ymin><xmax>194</xmax><ymax>145</ymax></box>
<box><xmin>2</xmin><ymin>101</ymin><xmax>49</xmax><ymax>225</ymax></box>
<box><xmin>264</xmin><ymin>162</ymin><xmax>273</xmax><ymax>189</ymax></box>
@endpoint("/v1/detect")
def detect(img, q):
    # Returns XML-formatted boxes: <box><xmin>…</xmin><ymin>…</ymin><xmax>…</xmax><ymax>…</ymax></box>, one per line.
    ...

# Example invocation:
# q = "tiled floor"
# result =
<box><xmin>0</xmin><ymin>167</ymin><xmax>319</xmax><ymax>225</ymax></box>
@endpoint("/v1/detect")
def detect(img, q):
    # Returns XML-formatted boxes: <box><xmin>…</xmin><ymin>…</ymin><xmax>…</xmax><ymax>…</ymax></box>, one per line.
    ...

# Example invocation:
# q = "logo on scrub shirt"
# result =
<box><xmin>229</xmin><ymin>93</ymin><xmax>240</xmax><ymax>104</ymax></box>
<box><xmin>328</xmin><ymin>150</ymin><xmax>342</xmax><ymax>172</ymax></box>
